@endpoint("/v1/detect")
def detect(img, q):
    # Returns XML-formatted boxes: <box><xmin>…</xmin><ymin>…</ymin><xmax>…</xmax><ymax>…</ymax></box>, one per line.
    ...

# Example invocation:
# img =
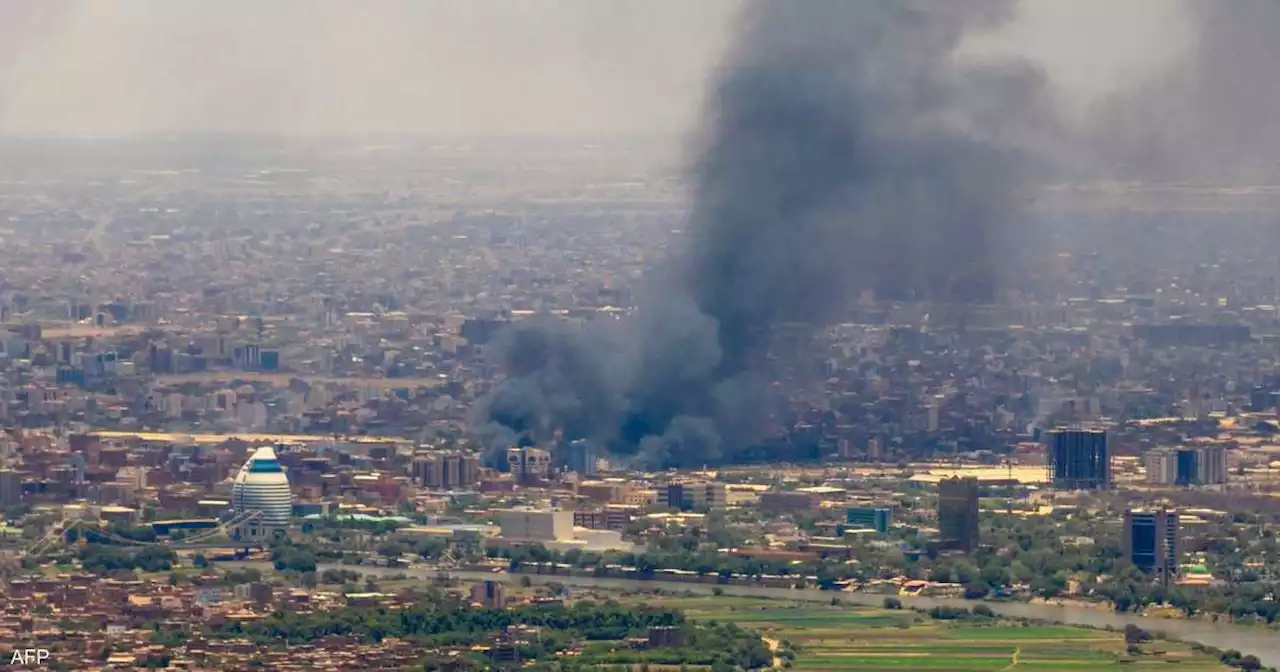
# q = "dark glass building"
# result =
<box><xmin>1124</xmin><ymin>508</ymin><xmax>1180</xmax><ymax>585</ymax></box>
<box><xmin>1046</xmin><ymin>428</ymin><xmax>1111</xmax><ymax>490</ymax></box>
<box><xmin>846</xmin><ymin>507</ymin><xmax>891</xmax><ymax>533</ymax></box>
<box><xmin>1175</xmin><ymin>449</ymin><xmax>1199</xmax><ymax>485</ymax></box>
<box><xmin>562</xmin><ymin>439</ymin><xmax>599</xmax><ymax>477</ymax></box>
<box><xmin>937</xmin><ymin>477</ymin><xmax>980</xmax><ymax>554</ymax></box>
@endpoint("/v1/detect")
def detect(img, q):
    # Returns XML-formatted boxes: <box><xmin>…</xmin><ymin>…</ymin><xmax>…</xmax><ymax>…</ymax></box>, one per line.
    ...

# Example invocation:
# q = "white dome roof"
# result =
<box><xmin>232</xmin><ymin>446</ymin><xmax>292</xmax><ymax>527</ymax></box>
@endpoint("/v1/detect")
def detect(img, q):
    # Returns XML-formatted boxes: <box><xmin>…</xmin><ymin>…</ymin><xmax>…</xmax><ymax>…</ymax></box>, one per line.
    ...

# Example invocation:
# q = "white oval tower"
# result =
<box><xmin>231</xmin><ymin>445</ymin><xmax>292</xmax><ymax>531</ymax></box>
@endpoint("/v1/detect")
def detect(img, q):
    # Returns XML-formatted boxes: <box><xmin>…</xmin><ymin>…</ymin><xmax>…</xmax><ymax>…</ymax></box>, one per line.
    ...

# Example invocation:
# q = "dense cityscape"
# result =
<box><xmin>3</xmin><ymin>2</ymin><xmax>1280</xmax><ymax>672</ymax></box>
<box><xmin>0</xmin><ymin>136</ymin><xmax>1275</xmax><ymax>671</ymax></box>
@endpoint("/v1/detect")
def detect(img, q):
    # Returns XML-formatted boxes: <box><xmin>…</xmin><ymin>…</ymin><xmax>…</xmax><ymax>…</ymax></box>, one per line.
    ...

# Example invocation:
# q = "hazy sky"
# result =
<box><xmin>0</xmin><ymin>0</ymin><xmax>1192</xmax><ymax>138</ymax></box>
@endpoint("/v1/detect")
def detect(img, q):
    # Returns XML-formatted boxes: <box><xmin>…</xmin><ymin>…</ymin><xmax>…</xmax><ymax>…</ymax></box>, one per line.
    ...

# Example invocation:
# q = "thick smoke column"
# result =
<box><xmin>474</xmin><ymin>0</ymin><xmax>1047</xmax><ymax>468</ymax></box>
<box><xmin>1091</xmin><ymin>0</ymin><xmax>1280</xmax><ymax>182</ymax></box>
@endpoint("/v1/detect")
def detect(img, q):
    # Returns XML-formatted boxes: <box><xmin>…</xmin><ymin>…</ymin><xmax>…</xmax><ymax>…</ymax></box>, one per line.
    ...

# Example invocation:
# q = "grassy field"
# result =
<box><xmin>632</xmin><ymin>594</ymin><xmax>1233</xmax><ymax>671</ymax></box>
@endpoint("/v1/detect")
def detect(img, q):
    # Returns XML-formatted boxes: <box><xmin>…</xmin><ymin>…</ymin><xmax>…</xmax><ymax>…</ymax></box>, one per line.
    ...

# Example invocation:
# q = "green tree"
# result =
<box><xmin>963</xmin><ymin>581</ymin><xmax>991</xmax><ymax>600</ymax></box>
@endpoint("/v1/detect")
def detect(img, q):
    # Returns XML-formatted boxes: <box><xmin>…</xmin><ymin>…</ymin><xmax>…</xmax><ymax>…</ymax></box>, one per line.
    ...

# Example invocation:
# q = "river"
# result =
<box><xmin>229</xmin><ymin>561</ymin><xmax>1280</xmax><ymax>667</ymax></box>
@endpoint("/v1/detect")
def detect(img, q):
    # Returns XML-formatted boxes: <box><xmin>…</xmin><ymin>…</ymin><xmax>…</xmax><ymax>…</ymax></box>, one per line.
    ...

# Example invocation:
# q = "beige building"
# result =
<box><xmin>496</xmin><ymin>507</ymin><xmax>573</xmax><ymax>542</ymax></box>
<box><xmin>657</xmin><ymin>480</ymin><xmax>727</xmax><ymax>510</ymax></box>
<box><xmin>412</xmin><ymin>451</ymin><xmax>481</xmax><ymax>490</ymax></box>
<box><xmin>507</xmin><ymin>446</ymin><xmax>551</xmax><ymax>484</ymax></box>
<box><xmin>1145</xmin><ymin>449</ymin><xmax>1179</xmax><ymax>485</ymax></box>
<box><xmin>578</xmin><ymin>479</ymin><xmax>633</xmax><ymax>503</ymax></box>
<box><xmin>495</xmin><ymin>507</ymin><xmax>636</xmax><ymax>553</ymax></box>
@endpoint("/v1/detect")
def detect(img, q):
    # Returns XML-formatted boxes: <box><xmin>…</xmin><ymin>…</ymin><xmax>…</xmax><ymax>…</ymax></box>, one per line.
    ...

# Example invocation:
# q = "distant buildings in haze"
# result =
<box><xmin>1144</xmin><ymin>445</ymin><xmax>1228</xmax><ymax>486</ymax></box>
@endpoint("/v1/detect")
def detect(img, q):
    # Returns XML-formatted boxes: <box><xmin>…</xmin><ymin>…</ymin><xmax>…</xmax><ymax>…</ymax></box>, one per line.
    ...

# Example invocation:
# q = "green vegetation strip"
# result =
<box><xmin>633</xmin><ymin>595</ymin><xmax>1232</xmax><ymax>672</ymax></box>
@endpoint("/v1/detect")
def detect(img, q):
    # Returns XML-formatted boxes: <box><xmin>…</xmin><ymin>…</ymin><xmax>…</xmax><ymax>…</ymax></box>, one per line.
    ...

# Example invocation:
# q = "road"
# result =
<box><xmin>227</xmin><ymin>561</ymin><xmax>1280</xmax><ymax>667</ymax></box>
<box><xmin>762</xmin><ymin>637</ymin><xmax>782</xmax><ymax>670</ymax></box>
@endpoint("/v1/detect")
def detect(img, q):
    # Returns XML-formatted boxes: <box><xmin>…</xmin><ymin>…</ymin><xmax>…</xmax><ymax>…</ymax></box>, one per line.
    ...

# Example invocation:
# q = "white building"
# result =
<box><xmin>231</xmin><ymin>446</ymin><xmax>292</xmax><ymax>539</ymax></box>
<box><xmin>496</xmin><ymin>508</ymin><xmax>573</xmax><ymax>542</ymax></box>
<box><xmin>495</xmin><ymin>507</ymin><xmax>636</xmax><ymax>553</ymax></box>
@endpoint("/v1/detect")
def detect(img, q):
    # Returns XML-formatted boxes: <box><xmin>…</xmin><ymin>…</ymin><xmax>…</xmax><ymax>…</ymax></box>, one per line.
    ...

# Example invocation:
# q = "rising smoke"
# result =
<box><xmin>473</xmin><ymin>0</ymin><xmax>1050</xmax><ymax>469</ymax></box>
<box><xmin>1089</xmin><ymin>0</ymin><xmax>1280</xmax><ymax>182</ymax></box>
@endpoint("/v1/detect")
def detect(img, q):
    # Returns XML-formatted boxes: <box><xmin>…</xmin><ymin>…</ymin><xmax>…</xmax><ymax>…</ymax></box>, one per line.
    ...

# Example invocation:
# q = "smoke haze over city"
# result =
<box><xmin>473</xmin><ymin>0</ymin><xmax>1051</xmax><ymax>468</ymax></box>
<box><xmin>1086</xmin><ymin>0</ymin><xmax>1280</xmax><ymax>181</ymax></box>
<box><xmin>6</xmin><ymin>4</ymin><xmax>1280</xmax><ymax>668</ymax></box>
<box><xmin>4</xmin><ymin>0</ymin><xmax>1280</xmax><ymax>468</ymax></box>
<box><xmin>0</xmin><ymin>1</ymin><xmax>1214</xmax><ymax>142</ymax></box>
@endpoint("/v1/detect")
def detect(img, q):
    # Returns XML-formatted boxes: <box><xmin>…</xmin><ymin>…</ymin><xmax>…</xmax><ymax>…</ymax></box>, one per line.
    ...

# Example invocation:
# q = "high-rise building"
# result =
<box><xmin>443</xmin><ymin>454</ymin><xmax>461</xmax><ymax>486</ymax></box>
<box><xmin>507</xmin><ymin>446</ymin><xmax>551</xmax><ymax>485</ymax></box>
<box><xmin>0</xmin><ymin>469</ymin><xmax>23</xmax><ymax>506</ymax></box>
<box><xmin>937</xmin><ymin>477</ymin><xmax>980</xmax><ymax>553</ymax></box>
<box><xmin>1145</xmin><ymin>449</ymin><xmax>1178</xmax><ymax>486</ymax></box>
<box><xmin>867</xmin><ymin>437</ymin><xmax>884</xmax><ymax>460</ymax></box>
<box><xmin>658</xmin><ymin>482</ymin><xmax>685</xmax><ymax>510</ymax></box>
<box><xmin>231</xmin><ymin>446</ymin><xmax>292</xmax><ymax>539</ymax></box>
<box><xmin>1144</xmin><ymin>446</ymin><xmax>1227</xmax><ymax>487</ymax></box>
<box><xmin>1196</xmin><ymin>445</ymin><xmax>1228</xmax><ymax>485</ymax></box>
<box><xmin>563</xmin><ymin>440</ymin><xmax>599</xmax><ymax>477</ymax></box>
<box><xmin>1124</xmin><ymin>508</ymin><xmax>1179</xmax><ymax>585</ymax></box>
<box><xmin>1175</xmin><ymin>448</ymin><xmax>1199</xmax><ymax>485</ymax></box>
<box><xmin>412</xmin><ymin>451</ymin><xmax>481</xmax><ymax>490</ymax></box>
<box><xmin>412</xmin><ymin>454</ymin><xmax>443</xmax><ymax>487</ymax></box>
<box><xmin>458</xmin><ymin>453</ymin><xmax>479</xmax><ymax>488</ymax></box>
<box><xmin>1046</xmin><ymin>428</ymin><xmax>1111</xmax><ymax>490</ymax></box>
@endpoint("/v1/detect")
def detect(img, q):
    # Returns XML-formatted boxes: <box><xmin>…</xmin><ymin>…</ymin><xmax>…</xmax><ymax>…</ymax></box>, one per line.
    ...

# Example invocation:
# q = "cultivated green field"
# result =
<box><xmin>635</xmin><ymin>594</ymin><xmax>1233</xmax><ymax>671</ymax></box>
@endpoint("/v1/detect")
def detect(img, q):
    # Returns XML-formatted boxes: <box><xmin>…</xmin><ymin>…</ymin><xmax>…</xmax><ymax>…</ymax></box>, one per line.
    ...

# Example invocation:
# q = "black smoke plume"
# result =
<box><xmin>472</xmin><ymin>0</ymin><xmax>1047</xmax><ymax>469</ymax></box>
<box><xmin>1091</xmin><ymin>0</ymin><xmax>1280</xmax><ymax>182</ymax></box>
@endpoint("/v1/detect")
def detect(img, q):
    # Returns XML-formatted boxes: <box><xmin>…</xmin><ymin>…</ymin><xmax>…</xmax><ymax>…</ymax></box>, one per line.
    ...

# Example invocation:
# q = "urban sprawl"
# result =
<box><xmin>0</xmin><ymin>140</ymin><xmax>1278</xmax><ymax>671</ymax></box>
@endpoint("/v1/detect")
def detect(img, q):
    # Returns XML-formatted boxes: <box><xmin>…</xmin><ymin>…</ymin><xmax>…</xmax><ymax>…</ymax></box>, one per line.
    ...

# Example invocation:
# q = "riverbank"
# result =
<box><xmin>629</xmin><ymin>594</ymin><xmax>1229</xmax><ymax>672</ymax></box>
<box><xmin>225</xmin><ymin>560</ymin><xmax>1280</xmax><ymax>668</ymax></box>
